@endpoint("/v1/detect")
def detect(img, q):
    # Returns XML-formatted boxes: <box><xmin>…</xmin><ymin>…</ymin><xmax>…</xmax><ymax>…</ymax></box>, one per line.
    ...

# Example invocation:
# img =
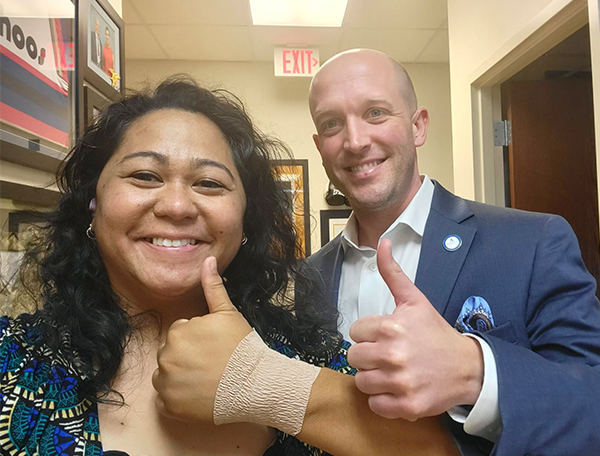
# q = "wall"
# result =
<box><xmin>589</xmin><ymin>0</ymin><xmax>600</xmax><ymax>205</ymax></box>
<box><xmin>107</xmin><ymin>0</ymin><xmax>122</xmax><ymax>17</ymax></box>
<box><xmin>126</xmin><ymin>60</ymin><xmax>453</xmax><ymax>252</ymax></box>
<box><xmin>447</xmin><ymin>0</ymin><xmax>593</xmax><ymax>200</ymax></box>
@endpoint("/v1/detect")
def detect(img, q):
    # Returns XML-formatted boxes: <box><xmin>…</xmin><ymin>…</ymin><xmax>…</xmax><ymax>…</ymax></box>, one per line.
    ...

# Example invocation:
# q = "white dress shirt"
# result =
<box><xmin>96</xmin><ymin>35</ymin><xmax>102</xmax><ymax>64</ymax></box>
<box><xmin>337</xmin><ymin>175</ymin><xmax>501</xmax><ymax>442</ymax></box>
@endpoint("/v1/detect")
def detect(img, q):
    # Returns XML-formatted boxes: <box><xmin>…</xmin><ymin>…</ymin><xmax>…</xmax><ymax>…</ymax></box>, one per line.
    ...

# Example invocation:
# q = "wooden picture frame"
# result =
<box><xmin>320</xmin><ymin>209</ymin><xmax>352</xmax><ymax>247</ymax></box>
<box><xmin>273</xmin><ymin>159</ymin><xmax>311</xmax><ymax>257</ymax></box>
<box><xmin>82</xmin><ymin>0</ymin><xmax>124</xmax><ymax>95</ymax></box>
<box><xmin>77</xmin><ymin>0</ymin><xmax>124</xmax><ymax>133</ymax></box>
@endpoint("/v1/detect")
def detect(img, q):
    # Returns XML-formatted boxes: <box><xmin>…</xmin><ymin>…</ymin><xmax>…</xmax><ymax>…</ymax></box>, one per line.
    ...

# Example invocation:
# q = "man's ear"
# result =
<box><xmin>412</xmin><ymin>107</ymin><xmax>429</xmax><ymax>148</ymax></box>
<box><xmin>312</xmin><ymin>133</ymin><xmax>322</xmax><ymax>154</ymax></box>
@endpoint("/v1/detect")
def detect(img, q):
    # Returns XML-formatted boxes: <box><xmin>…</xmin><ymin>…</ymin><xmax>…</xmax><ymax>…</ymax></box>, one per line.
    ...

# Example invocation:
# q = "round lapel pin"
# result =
<box><xmin>443</xmin><ymin>235</ymin><xmax>462</xmax><ymax>252</ymax></box>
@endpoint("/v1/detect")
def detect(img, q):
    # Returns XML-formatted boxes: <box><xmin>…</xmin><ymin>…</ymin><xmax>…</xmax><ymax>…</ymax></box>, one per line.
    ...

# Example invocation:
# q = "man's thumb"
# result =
<box><xmin>201</xmin><ymin>256</ymin><xmax>238</xmax><ymax>314</ymax></box>
<box><xmin>377</xmin><ymin>239</ymin><xmax>421</xmax><ymax>307</ymax></box>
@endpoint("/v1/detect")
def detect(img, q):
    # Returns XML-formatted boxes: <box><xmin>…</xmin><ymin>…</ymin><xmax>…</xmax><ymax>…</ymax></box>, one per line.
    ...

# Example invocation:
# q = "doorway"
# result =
<box><xmin>501</xmin><ymin>25</ymin><xmax>600</xmax><ymax>291</ymax></box>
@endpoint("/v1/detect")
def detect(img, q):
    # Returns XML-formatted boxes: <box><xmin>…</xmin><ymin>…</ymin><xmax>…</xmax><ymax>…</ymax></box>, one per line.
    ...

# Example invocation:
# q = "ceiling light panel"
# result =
<box><xmin>250</xmin><ymin>0</ymin><xmax>348</xmax><ymax>27</ymax></box>
<box><xmin>1</xmin><ymin>0</ymin><xmax>74</xmax><ymax>18</ymax></box>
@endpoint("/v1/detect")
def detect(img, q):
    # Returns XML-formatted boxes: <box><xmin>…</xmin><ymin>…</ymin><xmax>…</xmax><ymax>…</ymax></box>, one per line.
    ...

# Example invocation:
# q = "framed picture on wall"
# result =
<box><xmin>8</xmin><ymin>211</ymin><xmax>49</xmax><ymax>235</ymax></box>
<box><xmin>273</xmin><ymin>159</ymin><xmax>311</xmax><ymax>257</ymax></box>
<box><xmin>320</xmin><ymin>209</ymin><xmax>352</xmax><ymax>247</ymax></box>
<box><xmin>83</xmin><ymin>84</ymin><xmax>110</xmax><ymax>127</ymax></box>
<box><xmin>78</xmin><ymin>0</ymin><xmax>124</xmax><ymax>99</ymax></box>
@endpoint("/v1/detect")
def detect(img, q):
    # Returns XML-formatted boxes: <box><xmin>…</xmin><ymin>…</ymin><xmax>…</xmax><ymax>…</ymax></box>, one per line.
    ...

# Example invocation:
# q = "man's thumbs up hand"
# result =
<box><xmin>347</xmin><ymin>240</ymin><xmax>484</xmax><ymax>420</ymax></box>
<box><xmin>378</xmin><ymin>237</ymin><xmax>425</xmax><ymax>309</ymax></box>
<box><xmin>153</xmin><ymin>256</ymin><xmax>252</xmax><ymax>421</ymax></box>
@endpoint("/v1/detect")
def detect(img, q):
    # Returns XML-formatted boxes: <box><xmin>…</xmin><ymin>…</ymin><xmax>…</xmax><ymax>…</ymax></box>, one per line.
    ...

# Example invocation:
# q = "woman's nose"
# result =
<box><xmin>153</xmin><ymin>184</ymin><xmax>198</xmax><ymax>221</ymax></box>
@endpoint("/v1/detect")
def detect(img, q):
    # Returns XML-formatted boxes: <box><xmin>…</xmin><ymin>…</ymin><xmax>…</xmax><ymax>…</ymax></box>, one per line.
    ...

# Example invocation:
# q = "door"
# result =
<box><xmin>502</xmin><ymin>78</ymin><xmax>600</xmax><ymax>292</ymax></box>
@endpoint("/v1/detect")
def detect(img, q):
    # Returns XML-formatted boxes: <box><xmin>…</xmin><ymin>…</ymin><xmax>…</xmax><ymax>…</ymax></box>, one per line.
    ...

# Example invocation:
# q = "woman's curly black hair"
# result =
<box><xmin>21</xmin><ymin>76</ymin><xmax>340</xmax><ymax>401</ymax></box>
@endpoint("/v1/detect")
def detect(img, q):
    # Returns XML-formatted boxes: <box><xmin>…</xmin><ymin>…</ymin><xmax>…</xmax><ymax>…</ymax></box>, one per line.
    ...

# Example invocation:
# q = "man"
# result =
<box><xmin>90</xmin><ymin>19</ymin><xmax>103</xmax><ymax>69</ymax></box>
<box><xmin>151</xmin><ymin>50</ymin><xmax>600</xmax><ymax>455</ymax></box>
<box><xmin>306</xmin><ymin>48</ymin><xmax>600</xmax><ymax>455</ymax></box>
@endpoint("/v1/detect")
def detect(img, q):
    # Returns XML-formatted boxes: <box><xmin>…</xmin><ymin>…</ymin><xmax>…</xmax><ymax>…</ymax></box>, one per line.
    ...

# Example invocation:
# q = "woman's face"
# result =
<box><xmin>93</xmin><ymin>109</ymin><xmax>246</xmax><ymax>307</ymax></box>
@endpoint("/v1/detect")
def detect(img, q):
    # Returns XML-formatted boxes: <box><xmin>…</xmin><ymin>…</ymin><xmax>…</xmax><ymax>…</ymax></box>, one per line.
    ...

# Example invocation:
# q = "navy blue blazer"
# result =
<box><xmin>306</xmin><ymin>182</ymin><xmax>600</xmax><ymax>456</ymax></box>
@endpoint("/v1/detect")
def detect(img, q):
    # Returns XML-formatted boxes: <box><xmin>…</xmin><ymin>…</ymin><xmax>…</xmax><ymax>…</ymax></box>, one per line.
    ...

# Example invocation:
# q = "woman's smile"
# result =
<box><xmin>149</xmin><ymin>237</ymin><xmax>199</xmax><ymax>247</ymax></box>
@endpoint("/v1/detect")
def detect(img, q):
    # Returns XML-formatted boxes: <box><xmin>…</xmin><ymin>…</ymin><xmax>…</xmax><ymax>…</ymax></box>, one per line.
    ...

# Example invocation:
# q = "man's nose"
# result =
<box><xmin>153</xmin><ymin>184</ymin><xmax>198</xmax><ymax>221</ymax></box>
<box><xmin>343</xmin><ymin>118</ymin><xmax>370</xmax><ymax>154</ymax></box>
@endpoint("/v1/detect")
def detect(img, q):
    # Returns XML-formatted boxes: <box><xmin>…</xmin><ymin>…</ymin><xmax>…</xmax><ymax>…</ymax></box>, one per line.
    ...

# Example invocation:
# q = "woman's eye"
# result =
<box><xmin>131</xmin><ymin>172</ymin><xmax>160</xmax><ymax>182</ymax></box>
<box><xmin>197</xmin><ymin>179</ymin><xmax>224</xmax><ymax>189</ymax></box>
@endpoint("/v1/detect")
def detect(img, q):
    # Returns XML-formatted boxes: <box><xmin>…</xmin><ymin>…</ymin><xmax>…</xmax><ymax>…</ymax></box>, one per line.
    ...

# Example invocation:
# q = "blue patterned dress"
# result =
<box><xmin>0</xmin><ymin>314</ymin><xmax>355</xmax><ymax>456</ymax></box>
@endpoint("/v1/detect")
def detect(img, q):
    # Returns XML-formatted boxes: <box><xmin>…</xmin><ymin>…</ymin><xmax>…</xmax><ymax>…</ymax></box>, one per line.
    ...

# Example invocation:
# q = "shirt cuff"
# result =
<box><xmin>447</xmin><ymin>334</ymin><xmax>502</xmax><ymax>443</ymax></box>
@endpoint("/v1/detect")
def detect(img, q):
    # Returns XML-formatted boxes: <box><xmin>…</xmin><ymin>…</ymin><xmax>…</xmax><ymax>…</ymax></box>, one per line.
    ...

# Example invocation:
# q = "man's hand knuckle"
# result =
<box><xmin>383</xmin><ymin>346</ymin><xmax>405</xmax><ymax>367</ymax></box>
<box><xmin>379</xmin><ymin>318</ymin><xmax>401</xmax><ymax>337</ymax></box>
<box><xmin>354</xmin><ymin>374</ymin><xmax>368</xmax><ymax>392</ymax></box>
<box><xmin>346</xmin><ymin>345</ymin><xmax>357</xmax><ymax>362</ymax></box>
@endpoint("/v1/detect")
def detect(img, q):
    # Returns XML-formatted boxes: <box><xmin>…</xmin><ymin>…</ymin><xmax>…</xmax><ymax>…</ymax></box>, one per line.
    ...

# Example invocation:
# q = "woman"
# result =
<box><xmin>1</xmin><ymin>77</ymin><xmax>458</xmax><ymax>455</ymax></box>
<box><xmin>103</xmin><ymin>27</ymin><xmax>114</xmax><ymax>76</ymax></box>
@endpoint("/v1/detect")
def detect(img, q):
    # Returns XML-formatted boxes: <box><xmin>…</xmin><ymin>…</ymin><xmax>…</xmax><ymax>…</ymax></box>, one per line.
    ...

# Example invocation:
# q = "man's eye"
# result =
<box><xmin>370</xmin><ymin>108</ymin><xmax>382</xmax><ymax>117</ymax></box>
<box><xmin>323</xmin><ymin>119</ymin><xmax>337</xmax><ymax>130</ymax></box>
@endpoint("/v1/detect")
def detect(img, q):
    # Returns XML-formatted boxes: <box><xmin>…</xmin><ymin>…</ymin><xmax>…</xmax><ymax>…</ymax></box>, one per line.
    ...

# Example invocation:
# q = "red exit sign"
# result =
<box><xmin>274</xmin><ymin>47</ymin><xmax>320</xmax><ymax>77</ymax></box>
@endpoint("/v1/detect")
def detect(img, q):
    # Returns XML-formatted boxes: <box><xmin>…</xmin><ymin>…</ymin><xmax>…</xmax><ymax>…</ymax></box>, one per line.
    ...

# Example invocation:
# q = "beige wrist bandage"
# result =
<box><xmin>213</xmin><ymin>329</ymin><xmax>320</xmax><ymax>435</ymax></box>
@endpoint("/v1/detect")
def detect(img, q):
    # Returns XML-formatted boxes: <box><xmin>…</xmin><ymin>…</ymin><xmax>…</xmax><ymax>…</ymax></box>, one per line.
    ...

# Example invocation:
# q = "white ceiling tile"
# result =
<box><xmin>249</xmin><ymin>26</ymin><xmax>343</xmax><ymax>62</ymax></box>
<box><xmin>121</xmin><ymin>0</ymin><xmax>450</xmax><ymax>63</ymax></box>
<box><xmin>125</xmin><ymin>24</ymin><xmax>168</xmax><ymax>59</ymax></box>
<box><xmin>343</xmin><ymin>0</ymin><xmax>447</xmax><ymax>29</ymax></box>
<box><xmin>151</xmin><ymin>25</ymin><xmax>254</xmax><ymax>61</ymax></box>
<box><xmin>415</xmin><ymin>29</ymin><xmax>449</xmax><ymax>62</ymax></box>
<box><xmin>339</xmin><ymin>28</ymin><xmax>436</xmax><ymax>63</ymax></box>
<box><xmin>130</xmin><ymin>0</ymin><xmax>251</xmax><ymax>25</ymax></box>
<box><xmin>122</xmin><ymin>0</ymin><xmax>143</xmax><ymax>24</ymax></box>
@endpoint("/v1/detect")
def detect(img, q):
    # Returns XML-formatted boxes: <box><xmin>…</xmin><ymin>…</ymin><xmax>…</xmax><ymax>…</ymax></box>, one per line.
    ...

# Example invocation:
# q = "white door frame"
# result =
<box><xmin>468</xmin><ymin>0</ymin><xmax>591</xmax><ymax>206</ymax></box>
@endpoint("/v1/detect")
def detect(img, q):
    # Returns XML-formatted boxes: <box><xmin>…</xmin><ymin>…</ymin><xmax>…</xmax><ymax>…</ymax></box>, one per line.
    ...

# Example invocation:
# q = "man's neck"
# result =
<box><xmin>354</xmin><ymin>176</ymin><xmax>423</xmax><ymax>249</ymax></box>
<box><xmin>354</xmin><ymin>210</ymin><xmax>399</xmax><ymax>249</ymax></box>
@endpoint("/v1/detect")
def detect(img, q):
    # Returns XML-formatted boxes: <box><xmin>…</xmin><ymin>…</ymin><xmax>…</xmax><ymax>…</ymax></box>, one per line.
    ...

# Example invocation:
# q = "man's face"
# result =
<box><xmin>310</xmin><ymin>52</ymin><xmax>427</xmax><ymax>215</ymax></box>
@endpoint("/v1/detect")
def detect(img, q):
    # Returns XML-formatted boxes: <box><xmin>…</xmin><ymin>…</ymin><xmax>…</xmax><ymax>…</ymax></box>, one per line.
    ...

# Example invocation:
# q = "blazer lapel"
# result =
<box><xmin>330</xmin><ymin>242</ymin><xmax>345</xmax><ymax>307</ymax></box>
<box><xmin>310</xmin><ymin>235</ymin><xmax>345</xmax><ymax>307</ymax></box>
<box><xmin>415</xmin><ymin>183</ymin><xmax>476</xmax><ymax>317</ymax></box>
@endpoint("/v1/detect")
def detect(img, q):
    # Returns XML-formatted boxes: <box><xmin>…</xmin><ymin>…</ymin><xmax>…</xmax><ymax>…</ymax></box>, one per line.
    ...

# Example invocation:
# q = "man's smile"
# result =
<box><xmin>349</xmin><ymin>160</ymin><xmax>384</xmax><ymax>173</ymax></box>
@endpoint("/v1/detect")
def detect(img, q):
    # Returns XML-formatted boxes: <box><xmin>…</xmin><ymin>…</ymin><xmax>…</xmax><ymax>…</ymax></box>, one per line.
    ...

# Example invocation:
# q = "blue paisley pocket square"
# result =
<box><xmin>454</xmin><ymin>296</ymin><xmax>495</xmax><ymax>333</ymax></box>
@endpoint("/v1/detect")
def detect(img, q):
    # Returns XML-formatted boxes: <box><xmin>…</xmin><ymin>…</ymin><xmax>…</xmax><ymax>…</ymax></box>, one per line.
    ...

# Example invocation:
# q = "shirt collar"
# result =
<box><xmin>341</xmin><ymin>175</ymin><xmax>435</xmax><ymax>250</ymax></box>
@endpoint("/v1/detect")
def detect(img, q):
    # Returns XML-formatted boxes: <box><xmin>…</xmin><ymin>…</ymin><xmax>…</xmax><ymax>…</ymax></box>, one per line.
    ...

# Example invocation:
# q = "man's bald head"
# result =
<box><xmin>309</xmin><ymin>49</ymin><xmax>418</xmax><ymax>117</ymax></box>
